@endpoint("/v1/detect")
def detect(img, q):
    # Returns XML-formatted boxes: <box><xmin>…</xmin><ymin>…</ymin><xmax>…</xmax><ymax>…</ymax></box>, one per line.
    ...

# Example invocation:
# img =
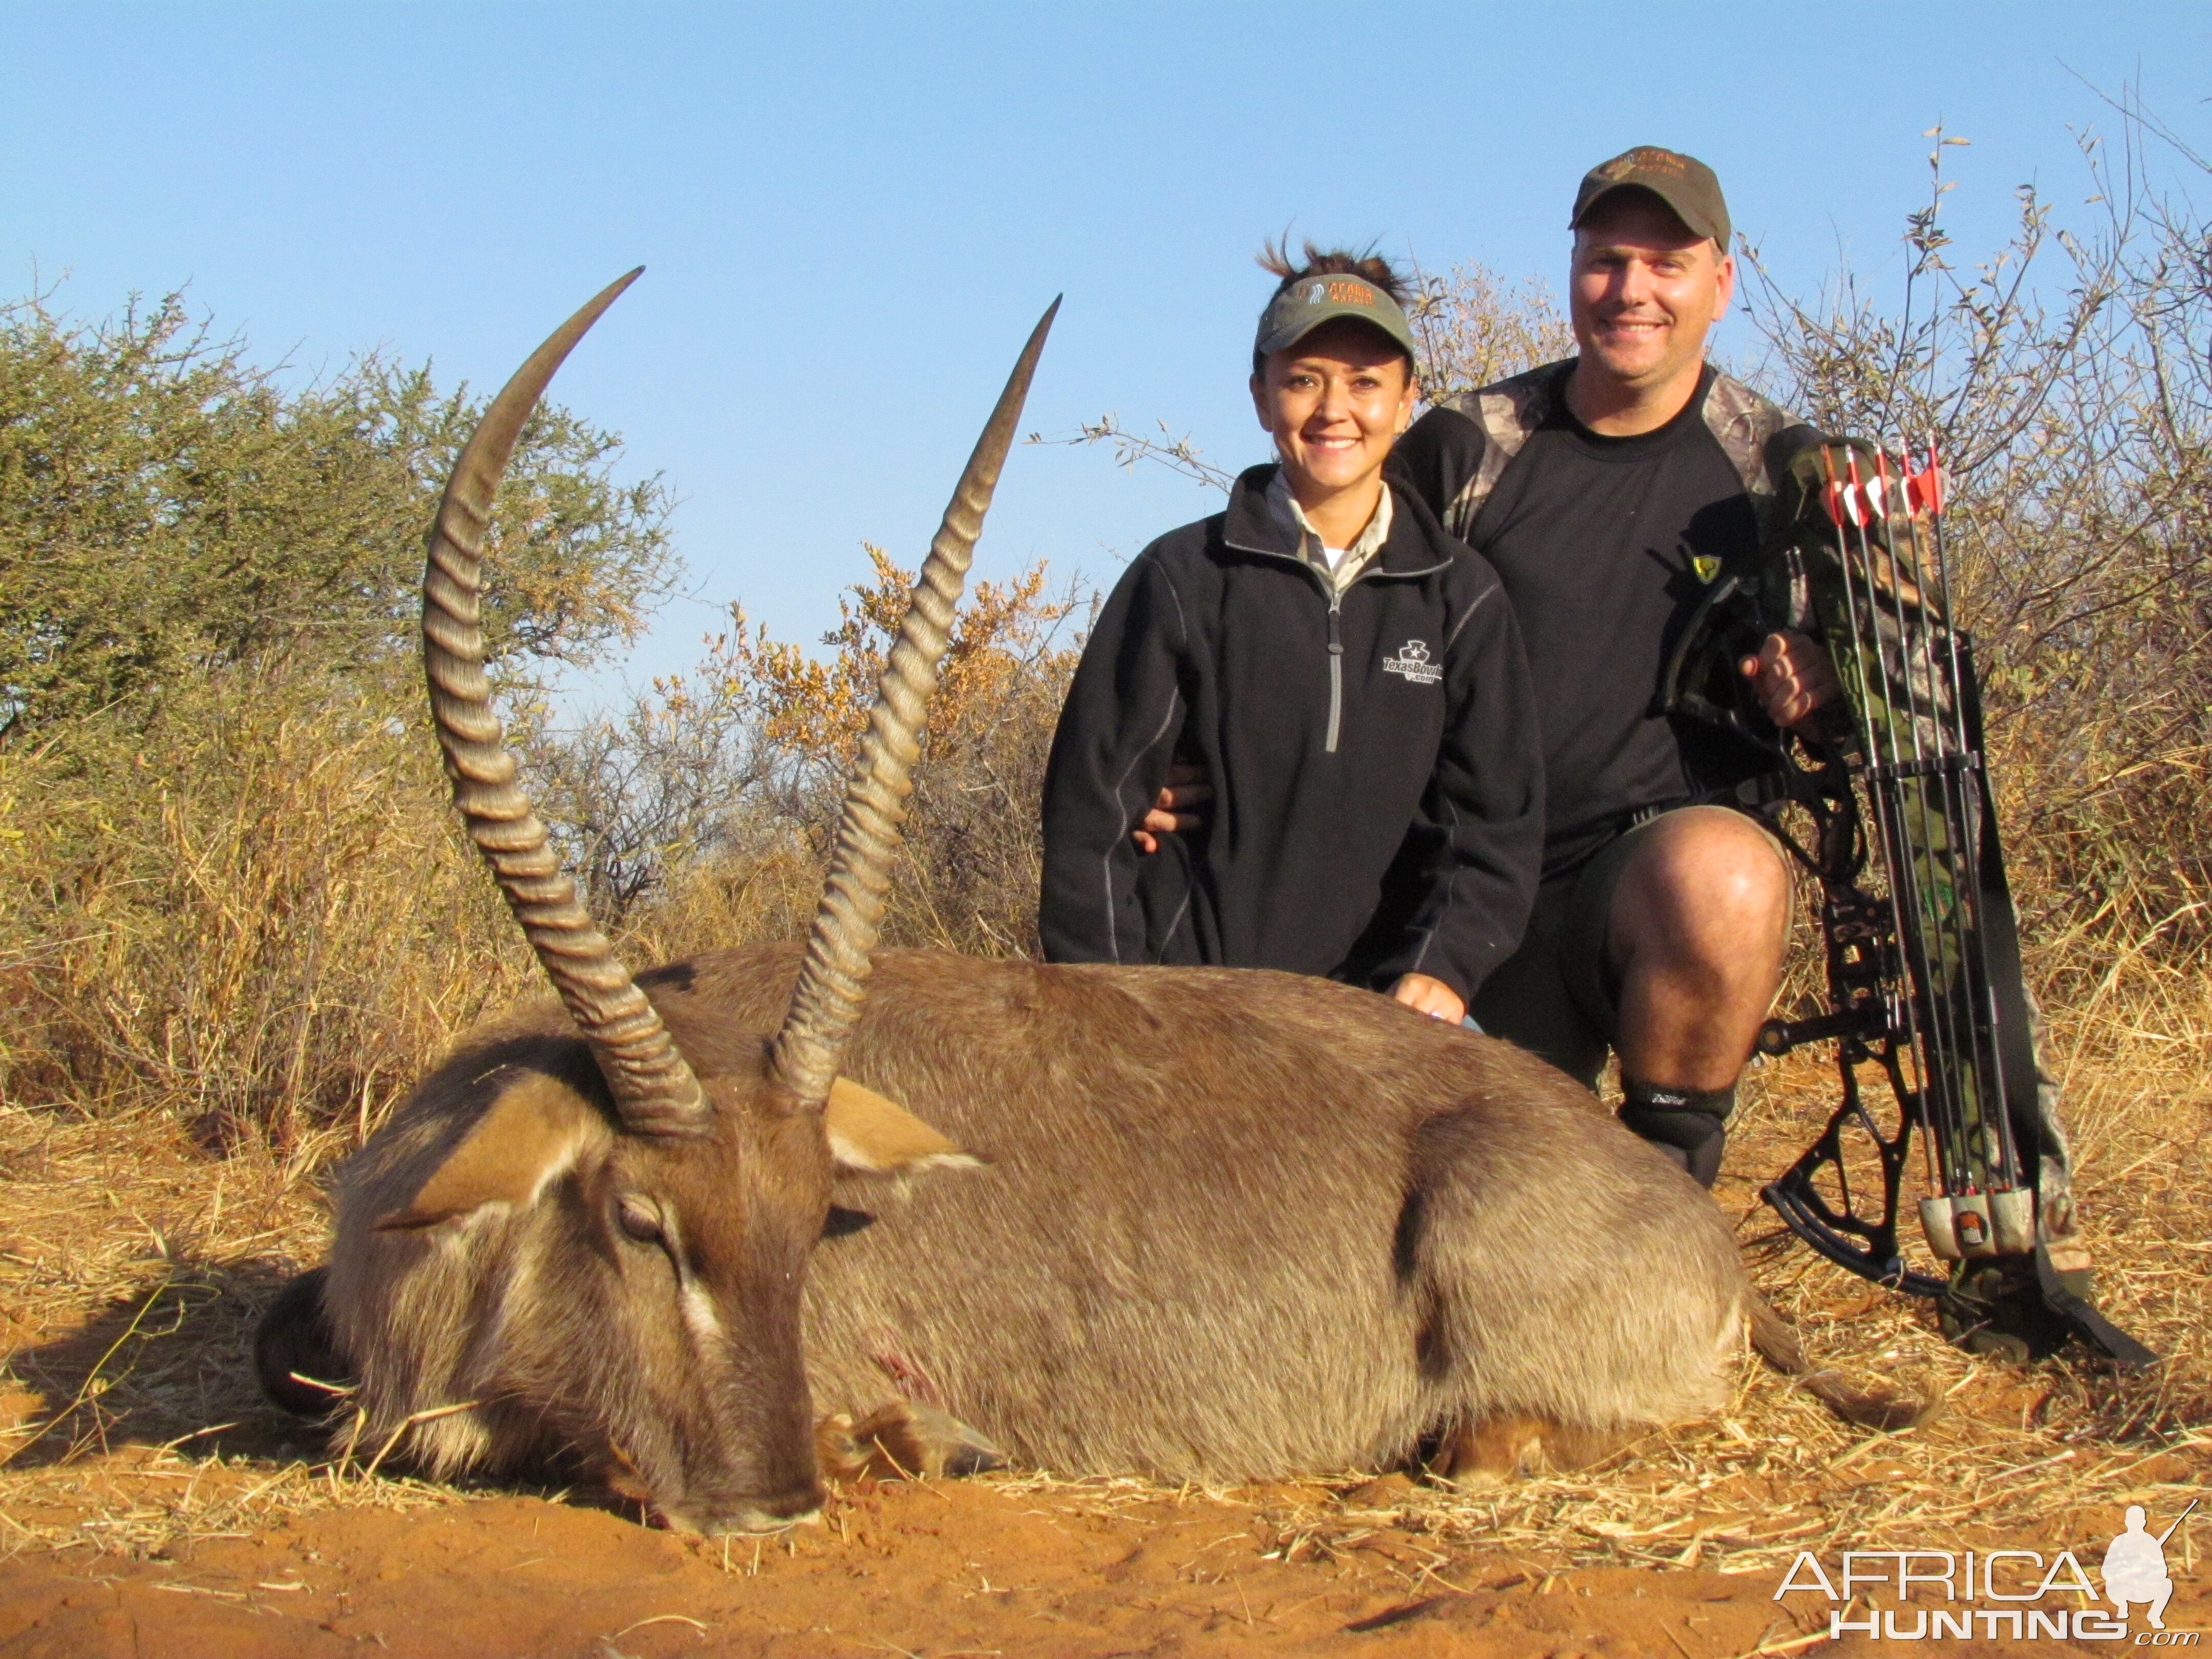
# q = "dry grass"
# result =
<box><xmin>0</xmin><ymin>1103</ymin><xmax>464</xmax><ymax>1560</ymax></box>
<box><xmin>0</xmin><ymin>689</ymin><xmax>538</xmax><ymax>1153</ymax></box>
<box><xmin>0</xmin><ymin>562</ymin><xmax>1076</xmax><ymax>1145</ymax></box>
<box><xmin>0</xmin><ymin>951</ymin><xmax>2201</xmax><ymax>1573</ymax></box>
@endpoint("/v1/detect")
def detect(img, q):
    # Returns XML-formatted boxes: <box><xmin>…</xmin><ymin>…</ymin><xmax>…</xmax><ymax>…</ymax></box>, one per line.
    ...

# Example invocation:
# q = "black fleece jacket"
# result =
<box><xmin>1038</xmin><ymin>465</ymin><xmax>1543</xmax><ymax>1003</ymax></box>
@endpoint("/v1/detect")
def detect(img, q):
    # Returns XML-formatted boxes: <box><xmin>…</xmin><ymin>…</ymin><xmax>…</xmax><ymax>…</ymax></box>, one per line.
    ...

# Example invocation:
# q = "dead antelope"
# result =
<box><xmin>257</xmin><ymin>276</ymin><xmax>1916</xmax><ymax>1536</ymax></box>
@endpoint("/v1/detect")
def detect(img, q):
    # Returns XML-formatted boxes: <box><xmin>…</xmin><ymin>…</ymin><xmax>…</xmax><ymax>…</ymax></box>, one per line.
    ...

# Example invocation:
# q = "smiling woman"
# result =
<box><xmin>1246</xmin><ymin>244</ymin><xmax>1420</xmax><ymax>554</ymax></box>
<box><xmin>1037</xmin><ymin>242</ymin><xmax>1545</xmax><ymax>1030</ymax></box>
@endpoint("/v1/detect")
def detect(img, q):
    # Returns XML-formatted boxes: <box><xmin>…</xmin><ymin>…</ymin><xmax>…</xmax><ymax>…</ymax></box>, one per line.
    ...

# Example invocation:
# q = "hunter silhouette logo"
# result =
<box><xmin>2107</xmin><ymin>1501</ymin><xmax>2196</xmax><ymax>1631</ymax></box>
<box><xmin>1773</xmin><ymin>1498</ymin><xmax>2201</xmax><ymax>1643</ymax></box>
<box><xmin>1382</xmin><ymin>640</ymin><xmax>1441</xmax><ymax>685</ymax></box>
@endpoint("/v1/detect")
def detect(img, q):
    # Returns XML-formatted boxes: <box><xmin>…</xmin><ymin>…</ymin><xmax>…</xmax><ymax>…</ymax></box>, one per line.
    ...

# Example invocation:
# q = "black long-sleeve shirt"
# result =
<box><xmin>1392</xmin><ymin>360</ymin><xmax>1784</xmax><ymax>877</ymax></box>
<box><xmin>1038</xmin><ymin>465</ymin><xmax>1542</xmax><ymax>1004</ymax></box>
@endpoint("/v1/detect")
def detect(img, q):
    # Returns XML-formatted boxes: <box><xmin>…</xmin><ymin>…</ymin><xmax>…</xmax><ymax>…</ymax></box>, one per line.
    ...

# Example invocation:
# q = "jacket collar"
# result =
<box><xmin>1221</xmin><ymin>464</ymin><xmax>1453</xmax><ymax>581</ymax></box>
<box><xmin>1264</xmin><ymin>470</ymin><xmax>1392</xmax><ymax>592</ymax></box>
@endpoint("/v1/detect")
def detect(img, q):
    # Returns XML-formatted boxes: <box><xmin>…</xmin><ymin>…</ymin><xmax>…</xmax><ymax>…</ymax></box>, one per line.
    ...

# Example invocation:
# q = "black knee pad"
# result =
<box><xmin>1619</xmin><ymin>1083</ymin><xmax>1733</xmax><ymax>1189</ymax></box>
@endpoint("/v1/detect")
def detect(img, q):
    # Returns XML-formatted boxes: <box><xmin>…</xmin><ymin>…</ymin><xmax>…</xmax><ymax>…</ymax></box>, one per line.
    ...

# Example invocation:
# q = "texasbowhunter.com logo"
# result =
<box><xmin>1381</xmin><ymin>640</ymin><xmax>1441</xmax><ymax>685</ymax></box>
<box><xmin>1774</xmin><ymin>1500</ymin><xmax>2198</xmax><ymax>1643</ymax></box>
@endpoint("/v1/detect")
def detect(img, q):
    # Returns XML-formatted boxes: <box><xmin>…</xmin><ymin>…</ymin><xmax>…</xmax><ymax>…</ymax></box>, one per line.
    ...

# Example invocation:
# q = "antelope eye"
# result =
<box><xmin>614</xmin><ymin>1196</ymin><xmax>663</xmax><ymax>1245</ymax></box>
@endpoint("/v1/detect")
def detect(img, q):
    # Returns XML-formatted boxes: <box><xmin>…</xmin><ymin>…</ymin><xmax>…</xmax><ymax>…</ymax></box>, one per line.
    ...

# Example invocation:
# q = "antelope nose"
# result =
<box><xmin>705</xmin><ymin>1486</ymin><xmax>824</xmax><ymax>1536</ymax></box>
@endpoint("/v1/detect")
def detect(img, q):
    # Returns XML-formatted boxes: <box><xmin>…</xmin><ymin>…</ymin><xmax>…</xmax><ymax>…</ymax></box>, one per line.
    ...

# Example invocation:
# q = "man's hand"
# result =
<box><xmin>1739</xmin><ymin>630</ymin><xmax>1841</xmax><ymax>734</ymax></box>
<box><xmin>1131</xmin><ymin>762</ymin><xmax>1214</xmax><ymax>855</ymax></box>
<box><xmin>1391</xmin><ymin>972</ymin><xmax>1466</xmax><ymax>1025</ymax></box>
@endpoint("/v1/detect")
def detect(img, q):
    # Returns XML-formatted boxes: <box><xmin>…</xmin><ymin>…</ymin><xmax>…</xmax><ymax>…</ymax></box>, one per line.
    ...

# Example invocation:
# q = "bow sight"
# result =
<box><xmin>1684</xmin><ymin>430</ymin><xmax>2155</xmax><ymax>1369</ymax></box>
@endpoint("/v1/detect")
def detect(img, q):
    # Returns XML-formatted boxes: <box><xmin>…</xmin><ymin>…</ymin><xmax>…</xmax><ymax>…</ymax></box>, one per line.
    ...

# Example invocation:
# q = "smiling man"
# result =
<box><xmin>1382</xmin><ymin>146</ymin><xmax>1836</xmax><ymax>1185</ymax></box>
<box><xmin>1038</xmin><ymin>246</ymin><xmax>1542</xmax><ymax>1025</ymax></box>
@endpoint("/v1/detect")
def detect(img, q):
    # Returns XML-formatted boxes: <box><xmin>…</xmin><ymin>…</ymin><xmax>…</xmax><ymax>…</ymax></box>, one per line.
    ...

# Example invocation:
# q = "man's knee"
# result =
<box><xmin>1611</xmin><ymin>807</ymin><xmax>1790</xmax><ymax>967</ymax></box>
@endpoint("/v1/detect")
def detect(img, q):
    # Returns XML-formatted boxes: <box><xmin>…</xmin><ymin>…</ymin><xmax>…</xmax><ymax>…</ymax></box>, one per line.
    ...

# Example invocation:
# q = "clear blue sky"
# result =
<box><xmin>7</xmin><ymin>3</ymin><xmax>2207</xmax><ymax>707</ymax></box>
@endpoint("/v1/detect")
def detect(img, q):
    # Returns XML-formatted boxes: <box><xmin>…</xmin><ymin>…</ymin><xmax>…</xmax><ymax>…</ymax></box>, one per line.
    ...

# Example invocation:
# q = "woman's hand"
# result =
<box><xmin>1390</xmin><ymin>972</ymin><xmax>1466</xmax><ymax>1025</ymax></box>
<box><xmin>1131</xmin><ymin>762</ymin><xmax>1214</xmax><ymax>854</ymax></box>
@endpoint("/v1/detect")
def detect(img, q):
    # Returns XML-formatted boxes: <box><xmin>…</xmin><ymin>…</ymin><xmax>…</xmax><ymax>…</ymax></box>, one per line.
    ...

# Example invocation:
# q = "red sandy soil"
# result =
<box><xmin>0</xmin><ymin>1465</ymin><xmax>2202</xmax><ymax>1658</ymax></box>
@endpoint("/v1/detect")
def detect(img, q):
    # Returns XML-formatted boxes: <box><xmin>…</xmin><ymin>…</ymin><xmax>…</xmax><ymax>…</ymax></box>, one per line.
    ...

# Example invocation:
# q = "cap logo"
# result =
<box><xmin>1298</xmin><ymin>278</ymin><xmax>1376</xmax><ymax>308</ymax></box>
<box><xmin>1260</xmin><ymin>272</ymin><xmax>1415</xmax><ymax>360</ymax></box>
<box><xmin>1622</xmin><ymin>147</ymin><xmax>1686</xmax><ymax>177</ymax></box>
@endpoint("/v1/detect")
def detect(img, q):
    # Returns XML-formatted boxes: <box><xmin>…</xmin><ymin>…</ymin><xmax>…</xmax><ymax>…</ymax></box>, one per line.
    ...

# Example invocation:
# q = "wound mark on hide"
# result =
<box><xmin>869</xmin><ymin>1339</ymin><xmax>945</xmax><ymax>1408</ymax></box>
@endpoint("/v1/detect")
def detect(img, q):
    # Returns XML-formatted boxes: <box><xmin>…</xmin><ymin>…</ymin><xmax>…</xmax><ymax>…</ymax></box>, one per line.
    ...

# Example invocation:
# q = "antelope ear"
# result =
<box><xmin>824</xmin><ymin>1077</ymin><xmax>979</xmax><ymax>1176</ymax></box>
<box><xmin>374</xmin><ymin>1073</ymin><xmax>607</xmax><ymax>1230</ymax></box>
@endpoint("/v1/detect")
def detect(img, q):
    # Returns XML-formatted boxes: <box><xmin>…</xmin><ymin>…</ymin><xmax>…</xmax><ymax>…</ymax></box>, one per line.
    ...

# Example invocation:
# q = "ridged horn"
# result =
<box><xmin>421</xmin><ymin>268</ymin><xmax>707</xmax><ymax>1136</ymax></box>
<box><xmin>768</xmin><ymin>298</ymin><xmax>1061</xmax><ymax>1108</ymax></box>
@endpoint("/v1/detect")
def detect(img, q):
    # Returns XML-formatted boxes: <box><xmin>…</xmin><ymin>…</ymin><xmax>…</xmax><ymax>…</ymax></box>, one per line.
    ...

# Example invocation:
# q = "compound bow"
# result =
<box><xmin>1670</xmin><ymin>429</ymin><xmax>2155</xmax><ymax>1369</ymax></box>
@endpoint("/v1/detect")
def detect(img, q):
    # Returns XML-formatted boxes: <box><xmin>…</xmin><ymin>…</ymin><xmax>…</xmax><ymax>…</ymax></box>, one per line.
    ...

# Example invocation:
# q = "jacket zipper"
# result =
<box><xmin>1325</xmin><ymin>591</ymin><xmax>1344</xmax><ymax>754</ymax></box>
<box><xmin>1220</xmin><ymin>501</ymin><xmax>1455</xmax><ymax>761</ymax></box>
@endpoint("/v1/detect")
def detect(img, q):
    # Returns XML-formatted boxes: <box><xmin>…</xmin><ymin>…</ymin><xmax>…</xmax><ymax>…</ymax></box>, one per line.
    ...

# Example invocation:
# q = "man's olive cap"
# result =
<box><xmin>1254</xmin><ymin>273</ymin><xmax>1418</xmax><ymax>366</ymax></box>
<box><xmin>1570</xmin><ymin>146</ymin><xmax>1731</xmax><ymax>249</ymax></box>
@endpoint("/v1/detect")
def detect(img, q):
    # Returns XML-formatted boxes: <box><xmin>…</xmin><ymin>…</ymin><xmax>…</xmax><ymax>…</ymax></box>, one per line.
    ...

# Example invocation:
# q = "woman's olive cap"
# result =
<box><xmin>1570</xmin><ymin>146</ymin><xmax>1731</xmax><ymax>249</ymax></box>
<box><xmin>1254</xmin><ymin>274</ymin><xmax>1418</xmax><ymax>364</ymax></box>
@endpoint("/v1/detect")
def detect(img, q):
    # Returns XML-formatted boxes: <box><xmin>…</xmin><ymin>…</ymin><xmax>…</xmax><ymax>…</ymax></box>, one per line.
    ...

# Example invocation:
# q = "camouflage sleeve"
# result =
<box><xmin>1391</xmin><ymin>364</ymin><xmax>1565</xmax><ymax>545</ymax></box>
<box><xmin>1388</xmin><ymin>407</ymin><xmax>1486</xmax><ymax>540</ymax></box>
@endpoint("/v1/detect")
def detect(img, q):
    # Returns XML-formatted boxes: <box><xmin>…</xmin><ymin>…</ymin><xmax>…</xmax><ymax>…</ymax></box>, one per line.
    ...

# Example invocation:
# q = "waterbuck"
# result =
<box><xmin>258</xmin><ymin>276</ymin><xmax>1911</xmax><ymax>1536</ymax></box>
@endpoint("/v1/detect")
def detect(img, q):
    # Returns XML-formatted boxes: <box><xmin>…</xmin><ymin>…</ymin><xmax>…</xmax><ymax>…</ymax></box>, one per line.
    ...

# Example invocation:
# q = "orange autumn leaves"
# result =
<box><xmin>719</xmin><ymin>545</ymin><xmax>1081</xmax><ymax>792</ymax></box>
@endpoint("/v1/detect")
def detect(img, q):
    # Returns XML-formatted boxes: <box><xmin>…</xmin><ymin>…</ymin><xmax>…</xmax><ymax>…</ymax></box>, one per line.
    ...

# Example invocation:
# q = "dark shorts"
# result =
<box><xmin>1468</xmin><ymin>805</ymin><xmax>1782</xmax><ymax>1090</ymax></box>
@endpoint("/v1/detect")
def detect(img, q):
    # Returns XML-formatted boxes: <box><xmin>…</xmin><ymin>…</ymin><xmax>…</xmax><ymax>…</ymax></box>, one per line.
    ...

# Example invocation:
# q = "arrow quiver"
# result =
<box><xmin>1682</xmin><ymin>429</ymin><xmax>2154</xmax><ymax>1369</ymax></box>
